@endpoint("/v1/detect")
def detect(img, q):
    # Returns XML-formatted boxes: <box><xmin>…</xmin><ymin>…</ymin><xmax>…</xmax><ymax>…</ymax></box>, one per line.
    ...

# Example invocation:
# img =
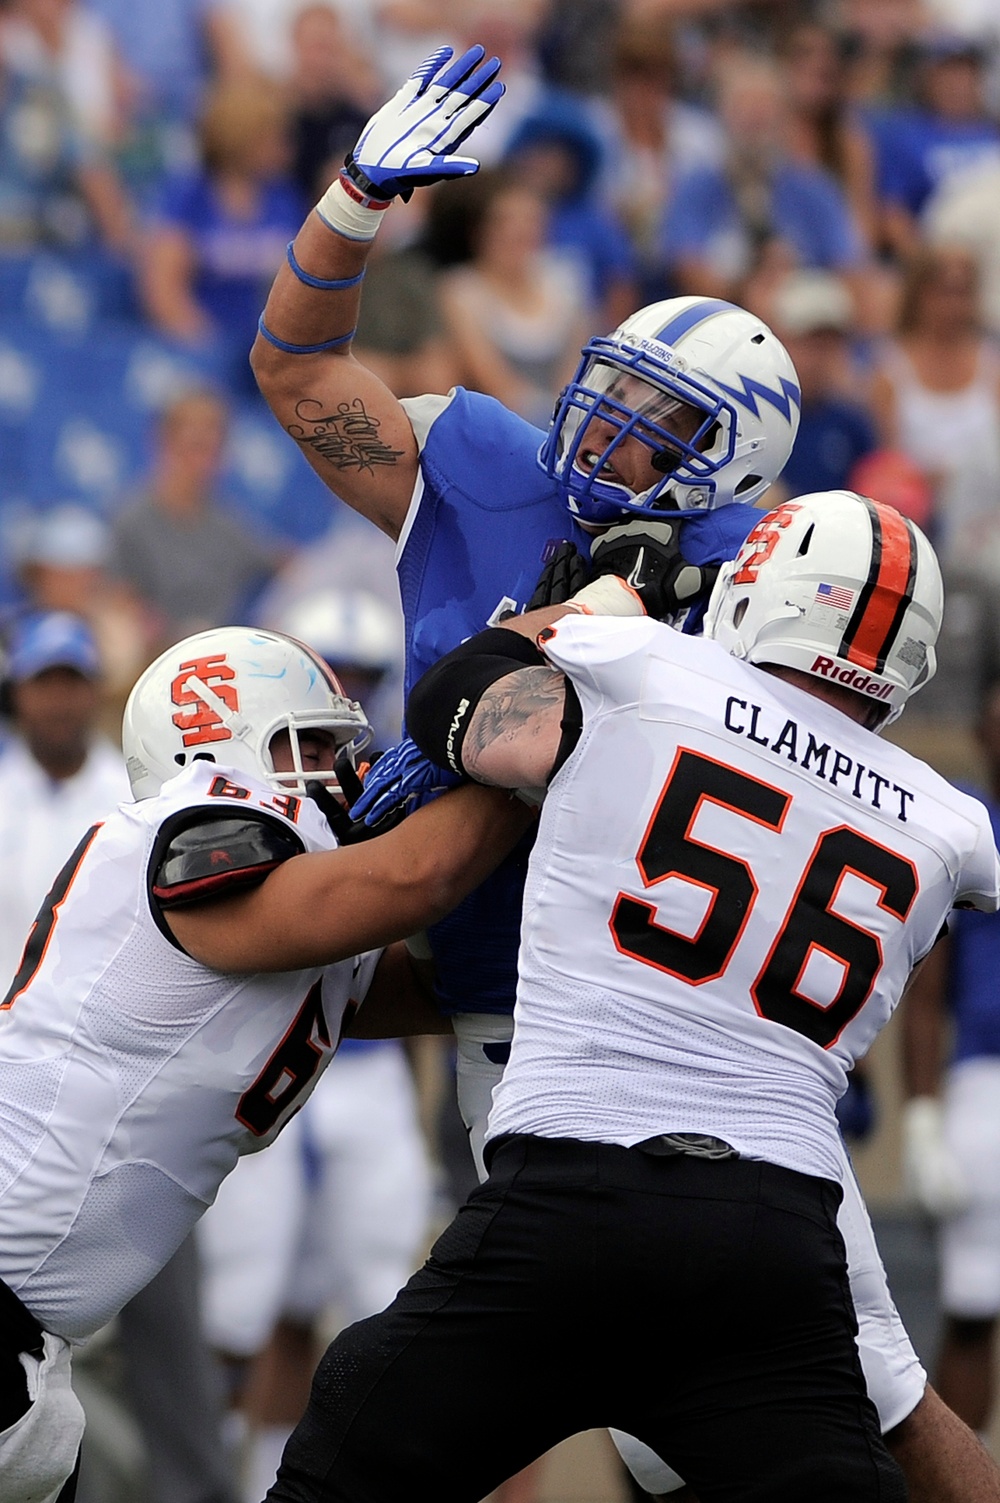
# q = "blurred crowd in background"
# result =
<box><xmin>6</xmin><ymin>0</ymin><xmax>1000</xmax><ymax>734</ymax></box>
<box><xmin>6</xmin><ymin>1</ymin><xmax>1000</xmax><ymax>1500</ymax></box>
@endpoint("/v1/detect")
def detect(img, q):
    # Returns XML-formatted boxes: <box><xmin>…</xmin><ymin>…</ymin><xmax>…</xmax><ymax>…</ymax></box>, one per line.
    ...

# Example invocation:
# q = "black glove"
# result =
<box><xmin>589</xmin><ymin>519</ymin><xmax>718</xmax><ymax>620</ymax></box>
<box><xmin>305</xmin><ymin>750</ymin><xmax>410</xmax><ymax>845</ymax></box>
<box><xmin>526</xmin><ymin>541</ymin><xmax>591</xmax><ymax>611</ymax></box>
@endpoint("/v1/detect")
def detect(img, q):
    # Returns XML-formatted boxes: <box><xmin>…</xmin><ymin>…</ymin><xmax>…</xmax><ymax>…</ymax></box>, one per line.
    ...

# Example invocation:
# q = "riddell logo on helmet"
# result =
<box><xmin>810</xmin><ymin>657</ymin><xmax>893</xmax><ymax>700</ymax></box>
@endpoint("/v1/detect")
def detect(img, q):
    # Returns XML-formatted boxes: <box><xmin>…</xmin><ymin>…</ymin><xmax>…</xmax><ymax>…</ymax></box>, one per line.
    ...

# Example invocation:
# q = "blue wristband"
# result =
<box><xmin>256</xmin><ymin>316</ymin><xmax>356</xmax><ymax>355</ymax></box>
<box><xmin>286</xmin><ymin>242</ymin><xmax>366</xmax><ymax>291</ymax></box>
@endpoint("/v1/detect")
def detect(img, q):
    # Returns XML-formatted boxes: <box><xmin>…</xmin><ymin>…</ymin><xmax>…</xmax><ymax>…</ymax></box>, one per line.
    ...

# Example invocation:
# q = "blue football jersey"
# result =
<box><xmin>396</xmin><ymin>386</ymin><xmax>759</xmax><ymax>1015</ymax></box>
<box><xmin>950</xmin><ymin>792</ymin><xmax>1000</xmax><ymax>1063</ymax></box>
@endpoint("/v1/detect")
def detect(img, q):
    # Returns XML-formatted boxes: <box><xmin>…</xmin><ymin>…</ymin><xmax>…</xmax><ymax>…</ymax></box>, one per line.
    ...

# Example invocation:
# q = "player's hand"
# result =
<box><xmin>349</xmin><ymin>736</ymin><xmax>463</xmax><ymax>827</ymax></box>
<box><xmin>902</xmin><ymin>1096</ymin><xmax>970</xmax><ymax>1218</ymax></box>
<box><xmin>588</xmin><ymin>519</ymin><xmax>716</xmax><ymax>620</ymax></box>
<box><xmin>345</xmin><ymin>45</ymin><xmax>504</xmax><ymax>203</ymax></box>
<box><xmin>527</xmin><ymin>541</ymin><xmax>591</xmax><ymax>611</ymax></box>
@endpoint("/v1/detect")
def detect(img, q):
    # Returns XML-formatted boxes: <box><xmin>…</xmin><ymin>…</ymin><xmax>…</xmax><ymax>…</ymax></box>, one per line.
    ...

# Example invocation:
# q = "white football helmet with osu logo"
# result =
<box><xmin>539</xmin><ymin>295</ymin><xmax>801</xmax><ymax>526</ymax></box>
<box><xmin>704</xmin><ymin>490</ymin><xmax>943</xmax><ymax>726</ymax></box>
<box><xmin>122</xmin><ymin>627</ymin><xmax>372</xmax><ymax>800</ymax></box>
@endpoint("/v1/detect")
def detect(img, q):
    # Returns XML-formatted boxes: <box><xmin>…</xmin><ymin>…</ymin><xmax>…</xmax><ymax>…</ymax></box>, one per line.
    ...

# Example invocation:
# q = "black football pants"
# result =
<box><xmin>267</xmin><ymin>1134</ymin><xmax>906</xmax><ymax>1503</ymax></box>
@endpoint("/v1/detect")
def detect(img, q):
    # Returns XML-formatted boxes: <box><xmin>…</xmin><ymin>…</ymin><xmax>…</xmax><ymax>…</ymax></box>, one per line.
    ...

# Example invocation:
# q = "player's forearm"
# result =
<box><xmin>172</xmin><ymin>784</ymin><xmax>532</xmax><ymax>973</ymax></box>
<box><xmin>321</xmin><ymin>783</ymin><xmax>533</xmax><ymax>953</ymax></box>
<box><xmin>251</xmin><ymin>213</ymin><xmax>368</xmax><ymax>382</ymax></box>
<box><xmin>250</xmin><ymin>207</ymin><xmax>417</xmax><ymax>535</ymax></box>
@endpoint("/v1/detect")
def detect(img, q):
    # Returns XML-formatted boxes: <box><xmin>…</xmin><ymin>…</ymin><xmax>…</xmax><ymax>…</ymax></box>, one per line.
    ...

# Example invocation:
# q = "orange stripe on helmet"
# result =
<box><xmin>840</xmin><ymin>500</ymin><xmax>916</xmax><ymax>674</ymax></box>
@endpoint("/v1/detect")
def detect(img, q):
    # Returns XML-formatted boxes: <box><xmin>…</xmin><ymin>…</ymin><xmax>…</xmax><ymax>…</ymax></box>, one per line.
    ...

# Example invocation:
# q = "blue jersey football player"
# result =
<box><xmin>250</xmin><ymin>44</ymin><xmax>801</xmax><ymax>1144</ymax></box>
<box><xmin>251</xmin><ymin>46</ymin><xmax>1000</xmax><ymax>1503</ymax></box>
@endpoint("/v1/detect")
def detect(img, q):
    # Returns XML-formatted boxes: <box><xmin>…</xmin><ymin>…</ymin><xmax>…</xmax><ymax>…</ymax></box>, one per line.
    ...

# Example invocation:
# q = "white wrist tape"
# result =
<box><xmin>565</xmin><ymin>575</ymin><xmax>645</xmax><ymax>617</ymax></box>
<box><xmin>315</xmin><ymin>174</ymin><xmax>391</xmax><ymax>243</ymax></box>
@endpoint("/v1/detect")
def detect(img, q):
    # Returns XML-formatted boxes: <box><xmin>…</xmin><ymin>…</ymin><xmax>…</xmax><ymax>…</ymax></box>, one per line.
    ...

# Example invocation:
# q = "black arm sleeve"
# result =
<box><xmin>407</xmin><ymin>626</ymin><xmax>582</xmax><ymax>782</ymax></box>
<box><xmin>407</xmin><ymin>627</ymin><xmax>548</xmax><ymax>774</ymax></box>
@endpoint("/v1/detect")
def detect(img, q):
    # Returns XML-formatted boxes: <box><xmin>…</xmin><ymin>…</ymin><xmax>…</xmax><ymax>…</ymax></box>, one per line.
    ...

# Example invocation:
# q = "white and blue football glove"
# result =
<box><xmin>350</xmin><ymin>736</ymin><xmax>463</xmax><ymax>827</ymax></box>
<box><xmin>345</xmin><ymin>45</ymin><xmax>504</xmax><ymax>203</ymax></box>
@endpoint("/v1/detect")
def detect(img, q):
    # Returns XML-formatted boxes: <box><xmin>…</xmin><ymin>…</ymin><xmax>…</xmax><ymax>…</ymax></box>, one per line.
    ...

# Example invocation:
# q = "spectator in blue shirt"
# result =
<box><xmin>872</xmin><ymin>33</ymin><xmax>1000</xmax><ymax>259</ymax></box>
<box><xmin>661</xmin><ymin>53</ymin><xmax>863</xmax><ymax>305</ymax></box>
<box><xmin>140</xmin><ymin>79</ymin><xmax>305</xmax><ymax>374</ymax></box>
<box><xmin>766</xmin><ymin>269</ymin><xmax>877</xmax><ymax>500</ymax></box>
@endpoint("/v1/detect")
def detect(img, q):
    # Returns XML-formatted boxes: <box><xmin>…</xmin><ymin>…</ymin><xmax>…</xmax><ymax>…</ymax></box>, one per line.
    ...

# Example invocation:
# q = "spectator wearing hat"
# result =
<box><xmin>767</xmin><ymin>268</ymin><xmax>877</xmax><ymax>499</ymax></box>
<box><xmin>595</xmin><ymin>15</ymin><xmax>725</xmax><ymax>305</ymax></box>
<box><xmin>0</xmin><ymin>611</ymin><xmax>127</xmax><ymax>985</ymax></box>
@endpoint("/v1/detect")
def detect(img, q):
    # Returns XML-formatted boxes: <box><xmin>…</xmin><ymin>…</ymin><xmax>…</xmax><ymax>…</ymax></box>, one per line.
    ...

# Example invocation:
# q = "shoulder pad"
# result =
<box><xmin>151</xmin><ymin>812</ymin><xmax>305</xmax><ymax>909</ymax></box>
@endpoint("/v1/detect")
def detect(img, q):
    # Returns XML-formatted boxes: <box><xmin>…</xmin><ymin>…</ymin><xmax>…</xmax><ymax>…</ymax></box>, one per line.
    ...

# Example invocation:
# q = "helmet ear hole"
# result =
<box><xmin>733</xmin><ymin>597</ymin><xmax>750</xmax><ymax>627</ymax></box>
<box><xmin>797</xmin><ymin>524</ymin><xmax>815</xmax><ymax>556</ymax></box>
<box><xmin>735</xmin><ymin>474</ymin><xmax>762</xmax><ymax>496</ymax></box>
<box><xmin>174</xmin><ymin>753</ymin><xmax>186</xmax><ymax>767</ymax></box>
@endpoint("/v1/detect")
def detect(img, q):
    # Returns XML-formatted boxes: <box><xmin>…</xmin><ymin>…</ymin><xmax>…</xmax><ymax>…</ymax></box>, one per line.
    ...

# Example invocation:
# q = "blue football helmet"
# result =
<box><xmin>539</xmin><ymin>296</ymin><xmax>801</xmax><ymax>526</ymax></box>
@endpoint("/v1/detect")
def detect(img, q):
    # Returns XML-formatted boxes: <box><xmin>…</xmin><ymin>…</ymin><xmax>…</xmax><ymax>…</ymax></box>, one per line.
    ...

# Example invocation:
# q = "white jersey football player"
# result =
<box><xmin>264</xmin><ymin>492</ymin><xmax>1000</xmax><ymax>1503</ymax></box>
<box><xmin>0</xmin><ymin>626</ymin><xmax>530</xmax><ymax>1503</ymax></box>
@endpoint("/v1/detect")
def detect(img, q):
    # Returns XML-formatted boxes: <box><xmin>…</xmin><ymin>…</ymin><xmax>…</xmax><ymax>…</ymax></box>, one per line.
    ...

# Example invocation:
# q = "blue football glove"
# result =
<box><xmin>350</xmin><ymin>736</ymin><xmax>463</xmax><ymax>827</ymax></box>
<box><xmin>345</xmin><ymin>45</ymin><xmax>504</xmax><ymax>203</ymax></box>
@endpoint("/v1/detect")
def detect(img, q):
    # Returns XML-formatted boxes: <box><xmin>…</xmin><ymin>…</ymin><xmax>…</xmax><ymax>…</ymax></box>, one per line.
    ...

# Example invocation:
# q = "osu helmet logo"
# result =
<box><xmin>732</xmin><ymin>503</ymin><xmax>801</xmax><ymax>586</ymax></box>
<box><xmin>170</xmin><ymin>654</ymin><xmax>238</xmax><ymax>747</ymax></box>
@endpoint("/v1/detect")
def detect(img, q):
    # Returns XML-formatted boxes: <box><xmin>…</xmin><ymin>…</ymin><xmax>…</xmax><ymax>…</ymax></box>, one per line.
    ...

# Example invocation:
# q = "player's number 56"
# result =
<box><xmin>610</xmin><ymin>749</ymin><xmax>918</xmax><ymax>1049</ymax></box>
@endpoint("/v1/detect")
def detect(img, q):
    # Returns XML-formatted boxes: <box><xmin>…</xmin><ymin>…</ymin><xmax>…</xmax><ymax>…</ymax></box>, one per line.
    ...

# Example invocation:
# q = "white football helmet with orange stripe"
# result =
<box><xmin>704</xmin><ymin>490</ymin><xmax>943</xmax><ymax>725</ymax></box>
<box><xmin>122</xmin><ymin>627</ymin><xmax>372</xmax><ymax>800</ymax></box>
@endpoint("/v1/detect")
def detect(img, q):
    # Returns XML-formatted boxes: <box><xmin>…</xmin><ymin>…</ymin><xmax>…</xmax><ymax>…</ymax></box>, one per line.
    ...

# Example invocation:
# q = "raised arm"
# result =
<box><xmin>250</xmin><ymin>45</ymin><xmax>503</xmax><ymax>539</ymax></box>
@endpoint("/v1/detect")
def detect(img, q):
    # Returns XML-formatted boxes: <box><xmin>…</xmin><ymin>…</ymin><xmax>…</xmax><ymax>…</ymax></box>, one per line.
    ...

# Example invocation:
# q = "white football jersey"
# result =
<box><xmin>488</xmin><ymin>616</ymin><xmax>1000</xmax><ymax>1182</ymax></box>
<box><xmin>0</xmin><ymin>762</ymin><xmax>380</xmax><ymax>1340</ymax></box>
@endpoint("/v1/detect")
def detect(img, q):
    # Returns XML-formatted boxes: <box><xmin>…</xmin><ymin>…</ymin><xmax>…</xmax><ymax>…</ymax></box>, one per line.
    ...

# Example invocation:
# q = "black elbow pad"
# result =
<box><xmin>408</xmin><ymin>628</ymin><xmax>547</xmax><ymax>774</ymax></box>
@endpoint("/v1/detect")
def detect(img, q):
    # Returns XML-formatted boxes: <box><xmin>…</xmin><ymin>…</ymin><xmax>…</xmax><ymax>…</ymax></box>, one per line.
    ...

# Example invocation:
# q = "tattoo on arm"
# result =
<box><xmin>464</xmin><ymin>667</ymin><xmax>566</xmax><ymax>786</ymax></box>
<box><xmin>287</xmin><ymin>397</ymin><xmax>404</xmax><ymax>473</ymax></box>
